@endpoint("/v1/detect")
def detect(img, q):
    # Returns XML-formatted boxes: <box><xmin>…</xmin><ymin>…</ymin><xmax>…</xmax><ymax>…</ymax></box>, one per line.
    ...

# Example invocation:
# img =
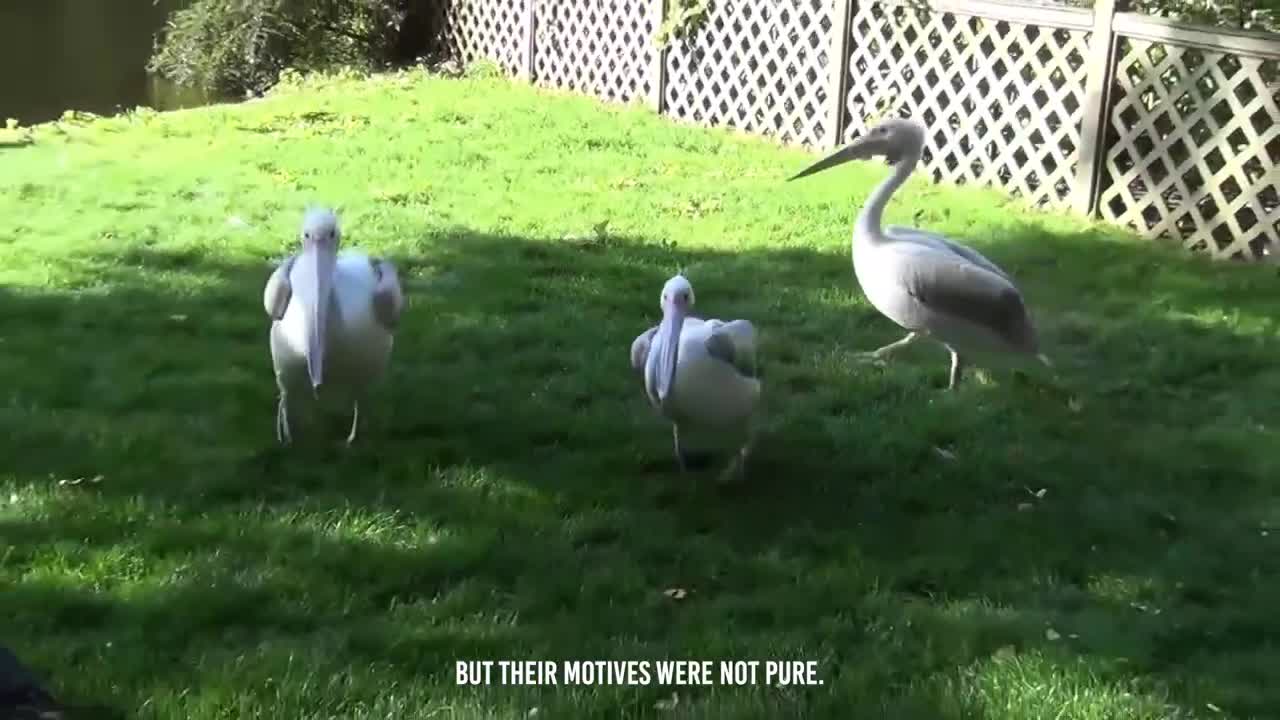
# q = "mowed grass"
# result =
<box><xmin>0</xmin><ymin>66</ymin><xmax>1278</xmax><ymax>719</ymax></box>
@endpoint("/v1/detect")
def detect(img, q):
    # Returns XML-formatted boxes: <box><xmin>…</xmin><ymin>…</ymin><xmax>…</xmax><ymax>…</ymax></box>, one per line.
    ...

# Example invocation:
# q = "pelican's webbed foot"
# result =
<box><xmin>853</xmin><ymin>351</ymin><xmax>887</xmax><ymax>367</ymax></box>
<box><xmin>856</xmin><ymin>331</ymin><xmax>919</xmax><ymax>366</ymax></box>
<box><xmin>719</xmin><ymin>442</ymin><xmax>753</xmax><ymax>484</ymax></box>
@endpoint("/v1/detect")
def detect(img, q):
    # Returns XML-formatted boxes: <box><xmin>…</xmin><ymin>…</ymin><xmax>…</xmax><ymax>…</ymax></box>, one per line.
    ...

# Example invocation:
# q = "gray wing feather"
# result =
<box><xmin>903</xmin><ymin>254</ymin><xmax>1037</xmax><ymax>352</ymax></box>
<box><xmin>631</xmin><ymin>326</ymin><xmax>657</xmax><ymax>373</ymax></box>
<box><xmin>263</xmin><ymin>255</ymin><xmax>295</xmax><ymax>320</ymax></box>
<box><xmin>370</xmin><ymin>258</ymin><xmax>405</xmax><ymax>331</ymax></box>
<box><xmin>704</xmin><ymin>319</ymin><xmax>758</xmax><ymax>378</ymax></box>
<box><xmin>887</xmin><ymin>225</ymin><xmax>1012</xmax><ymax>283</ymax></box>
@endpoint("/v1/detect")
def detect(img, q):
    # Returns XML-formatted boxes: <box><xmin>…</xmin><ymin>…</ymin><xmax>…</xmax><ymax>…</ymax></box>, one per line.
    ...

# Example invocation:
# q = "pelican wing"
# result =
<box><xmin>704</xmin><ymin>319</ymin><xmax>759</xmax><ymax>379</ymax></box>
<box><xmin>903</xmin><ymin>253</ymin><xmax>1037</xmax><ymax>351</ymax></box>
<box><xmin>631</xmin><ymin>326</ymin><xmax>658</xmax><ymax>373</ymax></box>
<box><xmin>370</xmin><ymin>257</ymin><xmax>405</xmax><ymax>330</ymax></box>
<box><xmin>263</xmin><ymin>255</ymin><xmax>296</xmax><ymax>320</ymax></box>
<box><xmin>886</xmin><ymin>225</ymin><xmax>1012</xmax><ymax>283</ymax></box>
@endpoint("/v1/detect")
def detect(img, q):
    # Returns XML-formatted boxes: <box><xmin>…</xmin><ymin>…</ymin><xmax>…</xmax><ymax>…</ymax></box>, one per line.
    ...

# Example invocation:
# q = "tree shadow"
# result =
<box><xmin>1</xmin><ymin>219</ymin><xmax>1276</xmax><ymax>716</ymax></box>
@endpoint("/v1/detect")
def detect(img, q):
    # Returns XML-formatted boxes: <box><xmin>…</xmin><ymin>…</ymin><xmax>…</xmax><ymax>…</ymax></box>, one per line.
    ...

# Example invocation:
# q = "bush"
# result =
<box><xmin>148</xmin><ymin>0</ymin><xmax>442</xmax><ymax>97</ymax></box>
<box><xmin>1130</xmin><ymin>0</ymin><xmax>1279</xmax><ymax>31</ymax></box>
<box><xmin>1062</xmin><ymin>0</ymin><xmax>1279</xmax><ymax>32</ymax></box>
<box><xmin>653</xmin><ymin>0</ymin><xmax>712</xmax><ymax>48</ymax></box>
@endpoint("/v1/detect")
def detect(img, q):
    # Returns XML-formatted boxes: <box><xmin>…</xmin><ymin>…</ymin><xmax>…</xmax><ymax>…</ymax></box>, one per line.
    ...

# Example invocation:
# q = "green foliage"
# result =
<box><xmin>654</xmin><ymin>0</ymin><xmax>713</xmax><ymax>48</ymax></box>
<box><xmin>462</xmin><ymin>58</ymin><xmax>504</xmax><ymax>79</ymax></box>
<box><xmin>1064</xmin><ymin>0</ymin><xmax>1279</xmax><ymax>32</ymax></box>
<box><xmin>148</xmin><ymin>0</ymin><xmax>427</xmax><ymax>96</ymax></box>
<box><xmin>0</xmin><ymin>117</ymin><xmax>34</xmax><ymax>147</ymax></box>
<box><xmin>1130</xmin><ymin>0</ymin><xmax>1279</xmax><ymax>31</ymax></box>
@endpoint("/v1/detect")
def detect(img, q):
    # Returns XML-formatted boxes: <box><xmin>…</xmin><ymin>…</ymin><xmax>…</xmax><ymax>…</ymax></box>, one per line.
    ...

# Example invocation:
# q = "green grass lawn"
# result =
<box><xmin>0</xmin><ymin>66</ymin><xmax>1278</xmax><ymax>719</ymax></box>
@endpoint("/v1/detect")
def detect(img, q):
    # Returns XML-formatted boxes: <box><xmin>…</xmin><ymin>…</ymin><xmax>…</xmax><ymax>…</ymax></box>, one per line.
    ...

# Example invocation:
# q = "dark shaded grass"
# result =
<box><xmin>1</xmin><ymin>221</ymin><xmax>1277</xmax><ymax>718</ymax></box>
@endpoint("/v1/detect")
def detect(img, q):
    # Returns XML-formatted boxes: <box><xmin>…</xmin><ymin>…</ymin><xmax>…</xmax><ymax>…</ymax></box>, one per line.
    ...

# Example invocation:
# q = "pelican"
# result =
<box><xmin>788</xmin><ymin>118</ymin><xmax>1048</xmax><ymax>389</ymax></box>
<box><xmin>631</xmin><ymin>274</ymin><xmax>761</xmax><ymax>479</ymax></box>
<box><xmin>263</xmin><ymin>208</ymin><xmax>405</xmax><ymax>445</ymax></box>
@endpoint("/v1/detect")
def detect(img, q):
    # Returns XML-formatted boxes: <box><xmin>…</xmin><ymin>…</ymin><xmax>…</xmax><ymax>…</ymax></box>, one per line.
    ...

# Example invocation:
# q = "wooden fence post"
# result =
<box><xmin>648</xmin><ymin>0</ymin><xmax>669</xmax><ymax>112</ymax></box>
<box><xmin>520</xmin><ymin>0</ymin><xmax>537</xmax><ymax>82</ymax></box>
<box><xmin>825</xmin><ymin>0</ymin><xmax>855</xmax><ymax>148</ymax></box>
<box><xmin>1072</xmin><ymin>0</ymin><xmax>1126</xmax><ymax>215</ymax></box>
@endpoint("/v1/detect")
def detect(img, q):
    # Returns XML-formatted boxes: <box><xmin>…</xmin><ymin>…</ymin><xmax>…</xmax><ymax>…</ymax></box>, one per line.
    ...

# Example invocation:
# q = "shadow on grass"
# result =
<box><xmin>1</xmin><ymin>220</ymin><xmax>1277</xmax><ymax>717</ymax></box>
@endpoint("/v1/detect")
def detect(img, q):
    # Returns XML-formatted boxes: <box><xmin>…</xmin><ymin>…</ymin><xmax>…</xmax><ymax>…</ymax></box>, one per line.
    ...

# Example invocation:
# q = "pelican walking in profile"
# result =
<box><xmin>631</xmin><ymin>275</ymin><xmax>761</xmax><ymax>480</ymax></box>
<box><xmin>263</xmin><ymin>208</ymin><xmax>405</xmax><ymax>445</ymax></box>
<box><xmin>788</xmin><ymin>118</ymin><xmax>1049</xmax><ymax>389</ymax></box>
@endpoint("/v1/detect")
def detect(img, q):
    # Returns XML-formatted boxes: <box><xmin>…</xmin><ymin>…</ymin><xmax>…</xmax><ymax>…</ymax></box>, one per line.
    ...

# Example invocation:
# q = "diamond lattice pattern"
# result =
<box><xmin>534</xmin><ymin>0</ymin><xmax>657</xmax><ymax>103</ymax></box>
<box><xmin>664</xmin><ymin>0</ymin><xmax>835</xmax><ymax>147</ymax></box>
<box><xmin>1097</xmin><ymin>39</ymin><xmax>1279</xmax><ymax>261</ymax></box>
<box><xmin>441</xmin><ymin>0</ymin><xmax>528</xmax><ymax>75</ymax></box>
<box><xmin>845</xmin><ymin>2</ymin><xmax>1091</xmax><ymax>209</ymax></box>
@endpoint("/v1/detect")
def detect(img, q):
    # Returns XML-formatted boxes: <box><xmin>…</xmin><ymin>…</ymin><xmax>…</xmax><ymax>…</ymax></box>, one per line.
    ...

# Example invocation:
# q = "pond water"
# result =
<box><xmin>0</xmin><ymin>0</ymin><xmax>213</xmax><ymax>126</ymax></box>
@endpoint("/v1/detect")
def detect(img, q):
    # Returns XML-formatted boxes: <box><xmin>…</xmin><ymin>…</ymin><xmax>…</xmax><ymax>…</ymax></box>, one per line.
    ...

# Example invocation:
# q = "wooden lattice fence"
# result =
<box><xmin>439</xmin><ymin>0</ymin><xmax>1280</xmax><ymax>262</ymax></box>
<box><xmin>440</xmin><ymin>0</ymin><xmax>530</xmax><ymax>77</ymax></box>
<box><xmin>663</xmin><ymin>0</ymin><xmax>839</xmax><ymax>147</ymax></box>
<box><xmin>1096</xmin><ymin>21</ymin><xmax>1280</xmax><ymax>260</ymax></box>
<box><xmin>843</xmin><ymin>2</ymin><xmax>1093</xmax><ymax>210</ymax></box>
<box><xmin>533</xmin><ymin>0</ymin><xmax>658</xmax><ymax>103</ymax></box>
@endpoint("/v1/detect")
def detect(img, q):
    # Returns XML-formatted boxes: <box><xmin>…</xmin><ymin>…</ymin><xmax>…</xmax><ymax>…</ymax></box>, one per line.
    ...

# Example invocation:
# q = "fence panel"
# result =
<box><xmin>533</xmin><ymin>0</ymin><xmax>659</xmax><ymax>104</ymax></box>
<box><xmin>435</xmin><ymin>0</ymin><xmax>1280</xmax><ymax>262</ymax></box>
<box><xmin>440</xmin><ymin>0</ymin><xmax>531</xmax><ymax>76</ymax></box>
<box><xmin>844</xmin><ymin>1</ymin><xmax>1094</xmax><ymax>210</ymax></box>
<box><xmin>1095</xmin><ymin>17</ymin><xmax>1279</xmax><ymax>261</ymax></box>
<box><xmin>663</xmin><ymin>0</ymin><xmax>838</xmax><ymax>148</ymax></box>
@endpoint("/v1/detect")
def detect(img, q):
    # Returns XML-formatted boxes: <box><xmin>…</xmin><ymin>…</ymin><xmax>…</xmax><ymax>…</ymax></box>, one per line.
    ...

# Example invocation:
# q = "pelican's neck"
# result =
<box><xmin>854</xmin><ymin>145</ymin><xmax>921</xmax><ymax>244</ymax></box>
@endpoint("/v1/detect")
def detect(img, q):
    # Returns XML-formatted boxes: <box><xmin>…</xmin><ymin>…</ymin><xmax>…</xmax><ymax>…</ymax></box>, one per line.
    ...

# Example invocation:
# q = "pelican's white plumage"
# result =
<box><xmin>264</xmin><ymin>208</ymin><xmax>404</xmax><ymax>444</ymax></box>
<box><xmin>789</xmin><ymin>118</ymin><xmax>1047</xmax><ymax>389</ymax></box>
<box><xmin>632</xmin><ymin>275</ymin><xmax>761</xmax><ymax>479</ymax></box>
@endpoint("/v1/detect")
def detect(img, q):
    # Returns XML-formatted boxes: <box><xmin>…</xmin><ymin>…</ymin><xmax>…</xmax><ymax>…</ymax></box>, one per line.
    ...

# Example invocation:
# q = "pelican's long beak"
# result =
<box><xmin>648</xmin><ymin>301</ymin><xmax>686</xmax><ymax>411</ymax></box>
<box><xmin>293</xmin><ymin>245</ymin><xmax>336</xmax><ymax>394</ymax></box>
<box><xmin>787</xmin><ymin>134</ymin><xmax>889</xmax><ymax>181</ymax></box>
